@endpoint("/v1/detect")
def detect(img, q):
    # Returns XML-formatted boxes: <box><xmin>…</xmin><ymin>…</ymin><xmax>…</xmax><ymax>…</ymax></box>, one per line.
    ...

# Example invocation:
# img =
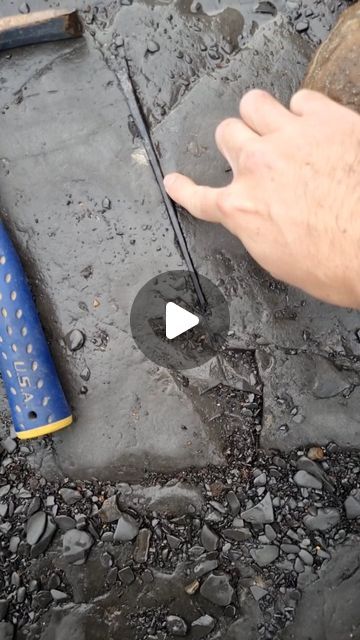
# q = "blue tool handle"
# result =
<box><xmin>0</xmin><ymin>222</ymin><xmax>72</xmax><ymax>439</ymax></box>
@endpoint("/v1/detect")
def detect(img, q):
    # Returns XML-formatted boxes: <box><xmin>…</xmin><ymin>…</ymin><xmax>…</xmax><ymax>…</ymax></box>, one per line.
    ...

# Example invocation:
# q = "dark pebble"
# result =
<box><xmin>65</xmin><ymin>329</ymin><xmax>85</xmax><ymax>352</ymax></box>
<box><xmin>296</xmin><ymin>19</ymin><xmax>310</xmax><ymax>32</ymax></box>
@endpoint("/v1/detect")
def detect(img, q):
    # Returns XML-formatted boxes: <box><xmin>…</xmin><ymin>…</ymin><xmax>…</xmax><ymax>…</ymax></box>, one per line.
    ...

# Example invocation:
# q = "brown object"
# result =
<box><xmin>303</xmin><ymin>2</ymin><xmax>360</xmax><ymax>113</ymax></box>
<box><xmin>0</xmin><ymin>9</ymin><xmax>83</xmax><ymax>52</ymax></box>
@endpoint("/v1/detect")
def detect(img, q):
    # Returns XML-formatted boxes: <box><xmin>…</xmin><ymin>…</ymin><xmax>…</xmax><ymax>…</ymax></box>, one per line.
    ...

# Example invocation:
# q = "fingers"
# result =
<box><xmin>240</xmin><ymin>89</ymin><xmax>295</xmax><ymax>135</ymax></box>
<box><xmin>163</xmin><ymin>173</ymin><xmax>223</xmax><ymax>222</ymax></box>
<box><xmin>290</xmin><ymin>88</ymin><xmax>330</xmax><ymax>116</ymax></box>
<box><xmin>215</xmin><ymin>117</ymin><xmax>258</xmax><ymax>168</ymax></box>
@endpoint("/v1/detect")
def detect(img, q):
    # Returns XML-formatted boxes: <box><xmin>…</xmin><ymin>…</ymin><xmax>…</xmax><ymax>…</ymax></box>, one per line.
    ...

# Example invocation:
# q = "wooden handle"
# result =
<box><xmin>0</xmin><ymin>9</ymin><xmax>83</xmax><ymax>51</ymax></box>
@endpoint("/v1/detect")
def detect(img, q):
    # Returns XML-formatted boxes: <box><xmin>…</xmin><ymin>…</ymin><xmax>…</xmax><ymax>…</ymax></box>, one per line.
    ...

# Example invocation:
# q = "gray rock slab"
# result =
<box><xmin>241</xmin><ymin>492</ymin><xmax>274</xmax><ymax>524</ymax></box>
<box><xmin>62</xmin><ymin>529</ymin><xmax>93</xmax><ymax>564</ymax></box>
<box><xmin>114</xmin><ymin>513</ymin><xmax>139</xmax><ymax>542</ymax></box>
<box><xmin>200</xmin><ymin>572</ymin><xmax>234</xmax><ymax>606</ymax></box>
<box><xmin>258</xmin><ymin>350</ymin><xmax>360</xmax><ymax>450</ymax></box>
<box><xmin>344</xmin><ymin>490</ymin><xmax>360</xmax><ymax>520</ymax></box>
<box><xmin>0</xmin><ymin>622</ymin><xmax>14</xmax><ymax>640</ymax></box>
<box><xmin>293</xmin><ymin>470</ymin><xmax>322</xmax><ymax>490</ymax></box>
<box><xmin>303</xmin><ymin>508</ymin><xmax>340</xmax><ymax>532</ymax></box>
<box><xmin>0</xmin><ymin>31</ymin><xmax>225</xmax><ymax>480</ymax></box>
<box><xmin>26</xmin><ymin>511</ymin><xmax>47</xmax><ymax>546</ymax></box>
<box><xmin>250</xmin><ymin>545</ymin><xmax>279</xmax><ymax>567</ymax></box>
<box><xmin>281</xmin><ymin>539</ymin><xmax>360</xmax><ymax>640</ymax></box>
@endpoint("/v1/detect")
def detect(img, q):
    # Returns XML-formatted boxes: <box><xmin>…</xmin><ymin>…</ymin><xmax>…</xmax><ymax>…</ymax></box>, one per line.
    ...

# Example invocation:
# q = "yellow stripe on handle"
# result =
<box><xmin>17</xmin><ymin>415</ymin><xmax>73</xmax><ymax>439</ymax></box>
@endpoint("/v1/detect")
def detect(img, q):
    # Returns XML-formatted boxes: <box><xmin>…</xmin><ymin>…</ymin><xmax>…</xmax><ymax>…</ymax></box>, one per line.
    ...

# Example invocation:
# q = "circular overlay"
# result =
<box><xmin>130</xmin><ymin>270</ymin><xmax>230</xmax><ymax>370</ymax></box>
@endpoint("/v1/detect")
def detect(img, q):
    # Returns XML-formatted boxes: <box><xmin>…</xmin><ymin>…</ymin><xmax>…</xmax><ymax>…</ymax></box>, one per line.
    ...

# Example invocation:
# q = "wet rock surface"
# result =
<box><xmin>0</xmin><ymin>0</ymin><xmax>359</xmax><ymax>639</ymax></box>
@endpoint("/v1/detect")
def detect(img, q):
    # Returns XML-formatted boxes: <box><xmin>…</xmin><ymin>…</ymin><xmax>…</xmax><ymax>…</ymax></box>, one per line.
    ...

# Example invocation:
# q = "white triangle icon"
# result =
<box><xmin>166</xmin><ymin>302</ymin><xmax>199</xmax><ymax>340</ymax></box>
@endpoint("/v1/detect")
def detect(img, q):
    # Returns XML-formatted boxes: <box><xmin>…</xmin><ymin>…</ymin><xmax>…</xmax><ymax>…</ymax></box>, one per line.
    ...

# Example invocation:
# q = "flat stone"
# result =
<box><xmin>0</xmin><ymin>485</ymin><xmax>10</xmax><ymax>498</ymax></box>
<box><xmin>226</xmin><ymin>491</ymin><xmax>240</xmax><ymax>515</ymax></box>
<box><xmin>114</xmin><ymin>513</ymin><xmax>139</xmax><ymax>542</ymax></box>
<box><xmin>98</xmin><ymin>495</ymin><xmax>122</xmax><ymax>523</ymax></box>
<box><xmin>200</xmin><ymin>525</ymin><xmax>219</xmax><ymax>551</ymax></box>
<box><xmin>0</xmin><ymin>622</ymin><xmax>14</xmax><ymax>640</ymax></box>
<box><xmin>265</xmin><ymin>525</ymin><xmax>277</xmax><ymax>542</ymax></box>
<box><xmin>250</xmin><ymin>586</ymin><xmax>268</xmax><ymax>601</ymax></box>
<box><xmin>303</xmin><ymin>2</ymin><xmax>360</xmax><ymax>113</ymax></box>
<box><xmin>200</xmin><ymin>572</ymin><xmax>234</xmax><ymax>606</ymax></box>
<box><xmin>31</xmin><ymin>516</ymin><xmax>57</xmax><ymax>558</ymax></box>
<box><xmin>303</xmin><ymin>508</ymin><xmax>340</xmax><ymax>532</ymax></box>
<box><xmin>254</xmin><ymin>473</ymin><xmax>267</xmax><ymax>487</ymax></box>
<box><xmin>27</xmin><ymin>496</ymin><xmax>41</xmax><ymax>517</ymax></box>
<box><xmin>299</xmin><ymin>549</ymin><xmax>314</xmax><ymax>566</ymax></box>
<box><xmin>241</xmin><ymin>492</ymin><xmax>274</xmax><ymax>524</ymax></box>
<box><xmin>194</xmin><ymin>558</ymin><xmax>219</xmax><ymax>578</ymax></box>
<box><xmin>0</xmin><ymin>438</ymin><xmax>16</xmax><ymax>454</ymax></box>
<box><xmin>55</xmin><ymin>516</ymin><xmax>76</xmax><ymax>531</ymax></box>
<box><xmin>223</xmin><ymin>528</ymin><xmax>252</xmax><ymax>542</ymax></box>
<box><xmin>50</xmin><ymin>589</ymin><xmax>69</xmax><ymax>602</ymax></box>
<box><xmin>294</xmin><ymin>471</ymin><xmax>322</xmax><ymax>490</ymax></box>
<box><xmin>118</xmin><ymin>566</ymin><xmax>135</xmax><ymax>585</ymax></box>
<box><xmin>166</xmin><ymin>616</ymin><xmax>188</xmax><ymax>637</ymax></box>
<box><xmin>191</xmin><ymin>615</ymin><xmax>216</xmax><ymax>638</ymax></box>
<box><xmin>133</xmin><ymin>528</ymin><xmax>151</xmax><ymax>563</ymax></box>
<box><xmin>0</xmin><ymin>601</ymin><xmax>9</xmax><ymax>622</ymax></box>
<box><xmin>65</xmin><ymin>329</ymin><xmax>85</xmax><ymax>352</ymax></box>
<box><xmin>344</xmin><ymin>490</ymin><xmax>360</xmax><ymax>519</ymax></box>
<box><xmin>59</xmin><ymin>488</ymin><xmax>82</xmax><ymax>505</ymax></box>
<box><xmin>9</xmin><ymin>536</ymin><xmax>20</xmax><ymax>554</ymax></box>
<box><xmin>26</xmin><ymin>511</ymin><xmax>47</xmax><ymax>546</ymax></box>
<box><xmin>62</xmin><ymin>529</ymin><xmax>93</xmax><ymax>564</ymax></box>
<box><xmin>250</xmin><ymin>545</ymin><xmax>279</xmax><ymax>567</ymax></box>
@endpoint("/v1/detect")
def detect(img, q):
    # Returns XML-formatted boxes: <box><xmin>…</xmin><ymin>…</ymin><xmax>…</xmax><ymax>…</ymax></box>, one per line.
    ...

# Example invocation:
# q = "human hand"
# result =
<box><xmin>163</xmin><ymin>89</ymin><xmax>360</xmax><ymax>308</ymax></box>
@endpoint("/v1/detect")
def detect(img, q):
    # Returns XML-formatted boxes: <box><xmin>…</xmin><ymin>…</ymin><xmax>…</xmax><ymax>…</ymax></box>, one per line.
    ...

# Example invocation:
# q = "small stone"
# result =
<box><xmin>55</xmin><ymin>515</ymin><xmax>76</xmax><ymax>531</ymax></box>
<box><xmin>191</xmin><ymin>615</ymin><xmax>215</xmax><ymax>638</ymax></box>
<box><xmin>295</xmin><ymin>19</ymin><xmax>309</xmax><ymax>32</ymax></box>
<box><xmin>141</xmin><ymin>569</ymin><xmax>153</xmax><ymax>583</ymax></box>
<box><xmin>31</xmin><ymin>516</ymin><xmax>57</xmax><ymax>558</ymax></box>
<box><xmin>114</xmin><ymin>513</ymin><xmax>139</xmax><ymax>542</ymax></box>
<box><xmin>222</xmin><ymin>528</ymin><xmax>252</xmax><ymax>542</ymax></box>
<box><xmin>294</xmin><ymin>557</ymin><xmax>304</xmax><ymax>573</ymax></box>
<box><xmin>32</xmin><ymin>591</ymin><xmax>52</xmax><ymax>609</ymax></box>
<box><xmin>19</xmin><ymin>2</ymin><xmax>30</xmax><ymax>14</ymax></box>
<box><xmin>166</xmin><ymin>616</ymin><xmax>187</xmax><ymax>637</ymax></box>
<box><xmin>118</xmin><ymin>566</ymin><xmax>135</xmax><ymax>585</ymax></box>
<box><xmin>100</xmin><ymin>552</ymin><xmax>113</xmax><ymax>569</ymax></box>
<box><xmin>59</xmin><ymin>488</ymin><xmax>82</xmax><ymax>505</ymax></box>
<box><xmin>200</xmin><ymin>572</ymin><xmax>234</xmax><ymax>606</ymax></box>
<box><xmin>241</xmin><ymin>492</ymin><xmax>274</xmax><ymax>524</ymax></box>
<box><xmin>26</xmin><ymin>511</ymin><xmax>47</xmax><ymax>545</ymax></box>
<box><xmin>193</xmin><ymin>558</ymin><xmax>218</xmax><ymax>578</ymax></box>
<box><xmin>134</xmin><ymin>528</ymin><xmax>151</xmax><ymax>563</ymax></box>
<box><xmin>0</xmin><ymin>485</ymin><xmax>10</xmax><ymax>498</ymax></box>
<box><xmin>17</xmin><ymin>587</ymin><xmax>26</xmax><ymax>604</ymax></box>
<box><xmin>0</xmin><ymin>601</ymin><xmax>9</xmax><ymax>621</ymax></box>
<box><xmin>303</xmin><ymin>508</ymin><xmax>340</xmax><ymax>531</ymax></box>
<box><xmin>80</xmin><ymin>367</ymin><xmax>91</xmax><ymax>381</ymax></box>
<box><xmin>294</xmin><ymin>470</ymin><xmax>322</xmax><ymax>490</ymax></box>
<box><xmin>250</xmin><ymin>585</ymin><xmax>268</xmax><ymax>601</ymax></box>
<box><xmin>254</xmin><ymin>473</ymin><xmax>267</xmax><ymax>487</ymax></box>
<box><xmin>226</xmin><ymin>491</ymin><xmax>240</xmax><ymax>515</ymax></box>
<box><xmin>0</xmin><ymin>438</ymin><xmax>16</xmax><ymax>454</ymax></box>
<box><xmin>185</xmin><ymin>579</ymin><xmax>200</xmax><ymax>595</ymax></box>
<box><xmin>281</xmin><ymin>543</ymin><xmax>300</xmax><ymax>554</ymax></box>
<box><xmin>98</xmin><ymin>495</ymin><xmax>122</xmax><ymax>522</ymax></box>
<box><xmin>102</xmin><ymin>197</ymin><xmax>111</xmax><ymax>210</ymax></box>
<box><xmin>200</xmin><ymin>525</ymin><xmax>219</xmax><ymax>551</ymax></box>
<box><xmin>147</xmin><ymin>40</ymin><xmax>160</xmax><ymax>54</ymax></box>
<box><xmin>62</xmin><ymin>529</ymin><xmax>93</xmax><ymax>564</ymax></box>
<box><xmin>299</xmin><ymin>549</ymin><xmax>314</xmax><ymax>566</ymax></box>
<box><xmin>0</xmin><ymin>504</ymin><xmax>8</xmax><ymax>518</ymax></box>
<box><xmin>265</xmin><ymin>524</ymin><xmax>277</xmax><ymax>542</ymax></box>
<box><xmin>50</xmin><ymin>590</ymin><xmax>69</xmax><ymax>602</ymax></box>
<box><xmin>307</xmin><ymin>447</ymin><xmax>325</xmax><ymax>461</ymax></box>
<box><xmin>27</xmin><ymin>496</ymin><xmax>41</xmax><ymax>517</ymax></box>
<box><xmin>344</xmin><ymin>490</ymin><xmax>360</xmax><ymax>519</ymax></box>
<box><xmin>9</xmin><ymin>536</ymin><xmax>20</xmax><ymax>553</ymax></box>
<box><xmin>167</xmin><ymin>534</ymin><xmax>181</xmax><ymax>549</ymax></box>
<box><xmin>65</xmin><ymin>329</ymin><xmax>85</xmax><ymax>352</ymax></box>
<box><xmin>250</xmin><ymin>545</ymin><xmax>279</xmax><ymax>567</ymax></box>
<box><xmin>0</xmin><ymin>622</ymin><xmax>14</xmax><ymax>640</ymax></box>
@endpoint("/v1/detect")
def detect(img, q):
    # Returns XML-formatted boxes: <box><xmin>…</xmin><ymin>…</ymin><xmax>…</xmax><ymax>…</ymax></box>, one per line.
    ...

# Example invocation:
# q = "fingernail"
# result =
<box><xmin>164</xmin><ymin>173</ymin><xmax>177</xmax><ymax>188</ymax></box>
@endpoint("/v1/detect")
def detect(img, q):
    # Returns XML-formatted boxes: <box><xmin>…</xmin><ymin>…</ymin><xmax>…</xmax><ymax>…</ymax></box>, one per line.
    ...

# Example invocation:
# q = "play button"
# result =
<box><xmin>166</xmin><ymin>302</ymin><xmax>199</xmax><ymax>340</ymax></box>
<box><xmin>130</xmin><ymin>270</ymin><xmax>230</xmax><ymax>370</ymax></box>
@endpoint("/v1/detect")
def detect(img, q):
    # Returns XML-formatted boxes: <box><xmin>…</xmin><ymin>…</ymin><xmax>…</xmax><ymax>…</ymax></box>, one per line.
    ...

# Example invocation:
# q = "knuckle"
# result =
<box><xmin>240</xmin><ymin>142</ymin><xmax>263</xmax><ymax>171</ymax></box>
<box><xmin>240</xmin><ymin>89</ymin><xmax>269</xmax><ymax>113</ymax></box>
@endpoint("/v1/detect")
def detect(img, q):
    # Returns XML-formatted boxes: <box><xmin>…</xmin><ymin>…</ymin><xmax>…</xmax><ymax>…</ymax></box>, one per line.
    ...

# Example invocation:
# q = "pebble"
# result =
<box><xmin>26</xmin><ymin>511</ymin><xmax>47</xmax><ymax>546</ymax></box>
<box><xmin>31</xmin><ymin>516</ymin><xmax>57</xmax><ymax>558</ymax></box>
<box><xmin>254</xmin><ymin>473</ymin><xmax>267</xmax><ymax>487</ymax></box>
<box><xmin>59</xmin><ymin>488</ymin><xmax>82</xmax><ymax>505</ymax></box>
<box><xmin>0</xmin><ymin>485</ymin><xmax>10</xmax><ymax>498</ymax></box>
<box><xmin>281</xmin><ymin>543</ymin><xmax>300</xmax><ymax>554</ymax></box>
<box><xmin>9</xmin><ymin>536</ymin><xmax>20</xmax><ymax>554</ymax></box>
<box><xmin>0</xmin><ymin>438</ymin><xmax>16</xmax><ymax>454</ymax></box>
<box><xmin>27</xmin><ymin>496</ymin><xmax>41</xmax><ymax>517</ymax></box>
<box><xmin>295</xmin><ymin>19</ymin><xmax>310</xmax><ymax>32</ymax></box>
<box><xmin>114</xmin><ymin>513</ymin><xmax>139</xmax><ymax>542</ymax></box>
<box><xmin>147</xmin><ymin>40</ymin><xmax>160</xmax><ymax>54</ymax></box>
<box><xmin>65</xmin><ymin>329</ymin><xmax>85</xmax><ymax>351</ymax></box>
<box><xmin>18</xmin><ymin>2</ymin><xmax>30</xmax><ymax>14</ymax></box>
<box><xmin>167</xmin><ymin>534</ymin><xmax>181</xmax><ymax>549</ymax></box>
<box><xmin>193</xmin><ymin>558</ymin><xmax>219</xmax><ymax>577</ymax></box>
<box><xmin>191</xmin><ymin>614</ymin><xmax>215</xmax><ymax>637</ymax></box>
<box><xmin>222</xmin><ymin>528</ymin><xmax>252</xmax><ymax>542</ymax></box>
<box><xmin>226</xmin><ymin>491</ymin><xmax>240</xmax><ymax>515</ymax></box>
<box><xmin>100</xmin><ymin>552</ymin><xmax>113</xmax><ymax>569</ymax></box>
<box><xmin>200</xmin><ymin>572</ymin><xmax>234</xmax><ymax>606</ymax></box>
<box><xmin>0</xmin><ymin>622</ymin><xmax>14</xmax><ymax>640</ymax></box>
<box><xmin>250</xmin><ymin>586</ymin><xmax>268</xmax><ymax>601</ymax></box>
<box><xmin>344</xmin><ymin>490</ymin><xmax>360</xmax><ymax>519</ymax></box>
<box><xmin>241</xmin><ymin>492</ymin><xmax>274</xmax><ymax>524</ymax></box>
<box><xmin>166</xmin><ymin>616</ymin><xmax>188</xmax><ymax>637</ymax></box>
<box><xmin>0</xmin><ymin>504</ymin><xmax>8</xmax><ymax>518</ymax></box>
<box><xmin>303</xmin><ymin>508</ymin><xmax>340</xmax><ymax>531</ymax></box>
<box><xmin>265</xmin><ymin>524</ymin><xmax>277</xmax><ymax>542</ymax></box>
<box><xmin>118</xmin><ymin>566</ymin><xmax>135</xmax><ymax>585</ymax></box>
<box><xmin>134</xmin><ymin>528</ymin><xmax>151</xmax><ymax>563</ymax></box>
<box><xmin>0</xmin><ymin>601</ymin><xmax>9</xmax><ymax>621</ymax></box>
<box><xmin>299</xmin><ymin>549</ymin><xmax>314</xmax><ymax>566</ymax></box>
<box><xmin>250</xmin><ymin>545</ymin><xmax>279</xmax><ymax>567</ymax></box>
<box><xmin>307</xmin><ymin>446</ymin><xmax>325</xmax><ymax>461</ymax></box>
<box><xmin>80</xmin><ymin>366</ymin><xmax>91</xmax><ymax>381</ymax></box>
<box><xmin>98</xmin><ymin>495</ymin><xmax>122</xmax><ymax>522</ymax></box>
<box><xmin>62</xmin><ymin>529</ymin><xmax>93</xmax><ymax>564</ymax></box>
<box><xmin>200</xmin><ymin>525</ymin><xmax>219</xmax><ymax>551</ymax></box>
<box><xmin>141</xmin><ymin>569</ymin><xmax>153</xmax><ymax>584</ymax></box>
<box><xmin>17</xmin><ymin>587</ymin><xmax>26</xmax><ymax>604</ymax></box>
<box><xmin>294</xmin><ymin>557</ymin><xmax>305</xmax><ymax>573</ymax></box>
<box><xmin>55</xmin><ymin>515</ymin><xmax>76</xmax><ymax>531</ymax></box>
<box><xmin>32</xmin><ymin>591</ymin><xmax>52</xmax><ymax>609</ymax></box>
<box><xmin>102</xmin><ymin>197</ymin><xmax>111</xmax><ymax>210</ymax></box>
<box><xmin>184</xmin><ymin>579</ymin><xmax>200</xmax><ymax>595</ymax></box>
<box><xmin>50</xmin><ymin>589</ymin><xmax>69</xmax><ymax>602</ymax></box>
<box><xmin>294</xmin><ymin>470</ymin><xmax>322</xmax><ymax>490</ymax></box>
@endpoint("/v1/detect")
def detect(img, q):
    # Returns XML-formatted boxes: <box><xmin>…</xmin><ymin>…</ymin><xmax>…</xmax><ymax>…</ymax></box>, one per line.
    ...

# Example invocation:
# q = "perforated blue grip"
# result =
<box><xmin>0</xmin><ymin>222</ymin><xmax>72</xmax><ymax>439</ymax></box>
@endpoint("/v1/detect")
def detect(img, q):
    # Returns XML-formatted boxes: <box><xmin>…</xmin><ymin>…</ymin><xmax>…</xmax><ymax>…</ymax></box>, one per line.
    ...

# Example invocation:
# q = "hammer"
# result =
<box><xmin>0</xmin><ymin>10</ymin><xmax>83</xmax><ymax>438</ymax></box>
